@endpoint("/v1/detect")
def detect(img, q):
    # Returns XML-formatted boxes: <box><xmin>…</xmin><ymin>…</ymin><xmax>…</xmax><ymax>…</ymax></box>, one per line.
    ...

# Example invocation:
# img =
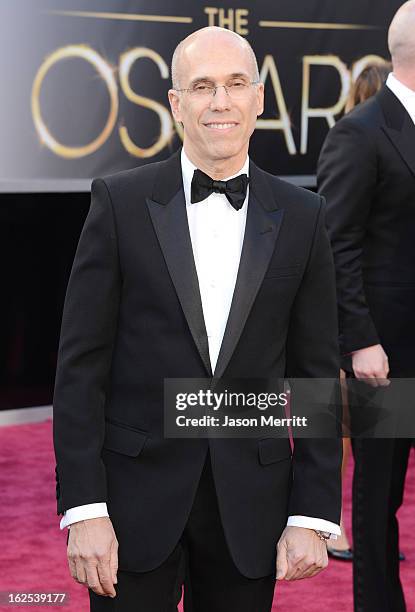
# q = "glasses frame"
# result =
<box><xmin>174</xmin><ymin>80</ymin><xmax>261</xmax><ymax>98</ymax></box>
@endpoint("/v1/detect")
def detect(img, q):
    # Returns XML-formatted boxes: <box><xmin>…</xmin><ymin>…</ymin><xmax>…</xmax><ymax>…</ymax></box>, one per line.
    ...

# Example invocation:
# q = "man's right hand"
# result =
<box><xmin>67</xmin><ymin>517</ymin><xmax>118</xmax><ymax>597</ymax></box>
<box><xmin>351</xmin><ymin>344</ymin><xmax>390</xmax><ymax>387</ymax></box>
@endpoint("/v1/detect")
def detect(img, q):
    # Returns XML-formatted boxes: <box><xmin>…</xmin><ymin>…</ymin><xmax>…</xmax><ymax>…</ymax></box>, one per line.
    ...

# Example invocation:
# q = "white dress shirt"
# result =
<box><xmin>182</xmin><ymin>149</ymin><xmax>248</xmax><ymax>372</ymax></box>
<box><xmin>60</xmin><ymin>148</ymin><xmax>340</xmax><ymax>538</ymax></box>
<box><xmin>386</xmin><ymin>73</ymin><xmax>415</xmax><ymax>126</ymax></box>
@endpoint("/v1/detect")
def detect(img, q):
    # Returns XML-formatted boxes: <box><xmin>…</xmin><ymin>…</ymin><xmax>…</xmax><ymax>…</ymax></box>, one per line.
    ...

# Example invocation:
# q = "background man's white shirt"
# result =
<box><xmin>386</xmin><ymin>73</ymin><xmax>415</xmax><ymax>125</ymax></box>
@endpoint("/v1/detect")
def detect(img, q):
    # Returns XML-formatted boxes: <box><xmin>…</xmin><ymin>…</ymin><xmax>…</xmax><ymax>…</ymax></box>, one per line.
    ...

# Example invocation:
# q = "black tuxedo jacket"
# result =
<box><xmin>53</xmin><ymin>149</ymin><xmax>341</xmax><ymax>578</ymax></box>
<box><xmin>318</xmin><ymin>86</ymin><xmax>415</xmax><ymax>375</ymax></box>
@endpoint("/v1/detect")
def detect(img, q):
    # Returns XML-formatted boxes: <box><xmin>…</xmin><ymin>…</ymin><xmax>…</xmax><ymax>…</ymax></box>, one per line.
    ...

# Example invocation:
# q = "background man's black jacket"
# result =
<box><xmin>318</xmin><ymin>86</ymin><xmax>415</xmax><ymax>375</ymax></box>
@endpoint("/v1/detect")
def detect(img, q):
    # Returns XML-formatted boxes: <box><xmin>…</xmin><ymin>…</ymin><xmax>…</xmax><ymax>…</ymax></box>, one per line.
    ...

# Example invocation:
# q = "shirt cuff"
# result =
<box><xmin>59</xmin><ymin>503</ymin><xmax>109</xmax><ymax>530</ymax></box>
<box><xmin>287</xmin><ymin>515</ymin><xmax>341</xmax><ymax>540</ymax></box>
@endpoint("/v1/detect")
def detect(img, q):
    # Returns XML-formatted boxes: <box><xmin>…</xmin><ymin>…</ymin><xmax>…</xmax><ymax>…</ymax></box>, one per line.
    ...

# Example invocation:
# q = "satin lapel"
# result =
<box><xmin>379</xmin><ymin>86</ymin><xmax>415</xmax><ymax>180</ymax></box>
<box><xmin>382</xmin><ymin>113</ymin><xmax>415</xmax><ymax>180</ymax></box>
<box><xmin>146</xmin><ymin>154</ymin><xmax>212</xmax><ymax>376</ymax></box>
<box><xmin>213</xmin><ymin>178</ymin><xmax>284</xmax><ymax>380</ymax></box>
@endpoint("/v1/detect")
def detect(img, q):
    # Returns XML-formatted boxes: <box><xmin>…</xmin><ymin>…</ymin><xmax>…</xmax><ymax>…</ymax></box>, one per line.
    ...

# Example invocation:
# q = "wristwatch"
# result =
<box><xmin>313</xmin><ymin>529</ymin><xmax>331</xmax><ymax>542</ymax></box>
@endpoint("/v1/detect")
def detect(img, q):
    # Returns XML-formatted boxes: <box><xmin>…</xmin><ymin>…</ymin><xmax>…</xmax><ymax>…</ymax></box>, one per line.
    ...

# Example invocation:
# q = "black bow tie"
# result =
<box><xmin>191</xmin><ymin>168</ymin><xmax>249</xmax><ymax>211</ymax></box>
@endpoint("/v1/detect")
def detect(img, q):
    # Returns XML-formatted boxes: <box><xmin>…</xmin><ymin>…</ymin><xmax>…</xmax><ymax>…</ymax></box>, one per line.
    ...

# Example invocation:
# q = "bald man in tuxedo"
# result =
<box><xmin>54</xmin><ymin>26</ymin><xmax>341</xmax><ymax>611</ymax></box>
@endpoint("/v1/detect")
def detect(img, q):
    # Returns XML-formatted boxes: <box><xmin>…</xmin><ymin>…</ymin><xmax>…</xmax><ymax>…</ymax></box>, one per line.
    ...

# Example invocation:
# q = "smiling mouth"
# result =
<box><xmin>204</xmin><ymin>122</ymin><xmax>238</xmax><ymax>130</ymax></box>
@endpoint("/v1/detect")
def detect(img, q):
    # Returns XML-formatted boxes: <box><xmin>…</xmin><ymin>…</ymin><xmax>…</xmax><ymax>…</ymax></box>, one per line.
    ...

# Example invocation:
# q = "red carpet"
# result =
<box><xmin>0</xmin><ymin>420</ymin><xmax>413</xmax><ymax>611</ymax></box>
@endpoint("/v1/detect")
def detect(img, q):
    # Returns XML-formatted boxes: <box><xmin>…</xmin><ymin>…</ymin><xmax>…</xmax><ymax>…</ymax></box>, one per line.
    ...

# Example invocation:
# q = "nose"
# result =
<box><xmin>209</xmin><ymin>85</ymin><xmax>232</xmax><ymax>112</ymax></box>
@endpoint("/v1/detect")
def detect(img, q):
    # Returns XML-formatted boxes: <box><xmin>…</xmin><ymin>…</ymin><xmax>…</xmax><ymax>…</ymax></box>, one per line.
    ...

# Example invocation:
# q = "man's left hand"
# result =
<box><xmin>276</xmin><ymin>526</ymin><xmax>328</xmax><ymax>581</ymax></box>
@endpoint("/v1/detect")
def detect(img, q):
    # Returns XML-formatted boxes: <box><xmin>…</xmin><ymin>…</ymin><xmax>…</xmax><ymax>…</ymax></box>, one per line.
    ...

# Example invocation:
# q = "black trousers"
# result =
<box><xmin>89</xmin><ymin>453</ymin><xmax>276</xmax><ymax>611</ymax></box>
<box><xmin>351</xmin><ymin>437</ymin><xmax>411</xmax><ymax>612</ymax></box>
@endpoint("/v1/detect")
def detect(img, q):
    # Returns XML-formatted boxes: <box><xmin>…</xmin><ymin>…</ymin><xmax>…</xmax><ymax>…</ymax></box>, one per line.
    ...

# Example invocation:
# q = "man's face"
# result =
<box><xmin>168</xmin><ymin>35</ymin><xmax>264</xmax><ymax>167</ymax></box>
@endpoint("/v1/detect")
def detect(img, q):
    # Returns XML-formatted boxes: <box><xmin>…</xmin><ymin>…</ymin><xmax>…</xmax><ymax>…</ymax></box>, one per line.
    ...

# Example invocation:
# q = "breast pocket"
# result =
<box><xmin>263</xmin><ymin>264</ymin><xmax>302</xmax><ymax>280</ymax></box>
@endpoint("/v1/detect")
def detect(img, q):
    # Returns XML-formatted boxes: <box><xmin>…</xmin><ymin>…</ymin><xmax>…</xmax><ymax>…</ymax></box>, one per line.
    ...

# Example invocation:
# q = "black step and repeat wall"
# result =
<box><xmin>0</xmin><ymin>1</ymin><xmax>403</xmax><ymax>407</ymax></box>
<box><xmin>1</xmin><ymin>0</ymin><xmax>402</xmax><ymax>190</ymax></box>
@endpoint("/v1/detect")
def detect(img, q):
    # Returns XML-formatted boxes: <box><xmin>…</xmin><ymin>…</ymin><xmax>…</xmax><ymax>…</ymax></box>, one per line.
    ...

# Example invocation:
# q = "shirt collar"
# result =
<box><xmin>181</xmin><ymin>148</ymin><xmax>249</xmax><ymax>207</ymax></box>
<box><xmin>386</xmin><ymin>73</ymin><xmax>415</xmax><ymax>125</ymax></box>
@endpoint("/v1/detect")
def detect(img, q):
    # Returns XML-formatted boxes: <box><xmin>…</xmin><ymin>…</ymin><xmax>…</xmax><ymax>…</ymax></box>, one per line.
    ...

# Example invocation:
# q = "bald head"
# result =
<box><xmin>388</xmin><ymin>0</ymin><xmax>415</xmax><ymax>72</ymax></box>
<box><xmin>171</xmin><ymin>27</ymin><xmax>259</xmax><ymax>89</ymax></box>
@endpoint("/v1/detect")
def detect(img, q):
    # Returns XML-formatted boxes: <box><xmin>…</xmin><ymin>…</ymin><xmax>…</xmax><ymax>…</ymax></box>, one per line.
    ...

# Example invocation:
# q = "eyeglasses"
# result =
<box><xmin>175</xmin><ymin>81</ymin><xmax>260</xmax><ymax>100</ymax></box>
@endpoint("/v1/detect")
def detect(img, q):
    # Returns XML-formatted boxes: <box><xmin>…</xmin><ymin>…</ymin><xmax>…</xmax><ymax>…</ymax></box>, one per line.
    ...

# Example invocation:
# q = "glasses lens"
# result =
<box><xmin>228</xmin><ymin>83</ymin><xmax>250</xmax><ymax>99</ymax></box>
<box><xmin>191</xmin><ymin>86</ymin><xmax>215</xmax><ymax>96</ymax></box>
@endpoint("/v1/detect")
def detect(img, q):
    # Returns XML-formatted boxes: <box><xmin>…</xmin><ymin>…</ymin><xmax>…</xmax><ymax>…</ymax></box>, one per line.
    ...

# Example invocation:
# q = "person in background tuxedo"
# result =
<box><xmin>318</xmin><ymin>2</ymin><xmax>415</xmax><ymax>610</ymax></box>
<box><xmin>327</xmin><ymin>59</ymin><xmax>392</xmax><ymax>563</ymax></box>
<box><xmin>54</xmin><ymin>26</ymin><xmax>341</xmax><ymax>612</ymax></box>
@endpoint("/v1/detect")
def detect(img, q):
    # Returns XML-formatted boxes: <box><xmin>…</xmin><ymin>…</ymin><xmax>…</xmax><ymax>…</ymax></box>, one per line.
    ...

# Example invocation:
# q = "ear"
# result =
<box><xmin>168</xmin><ymin>89</ymin><xmax>182</xmax><ymax>123</ymax></box>
<box><xmin>256</xmin><ymin>82</ymin><xmax>264</xmax><ymax>118</ymax></box>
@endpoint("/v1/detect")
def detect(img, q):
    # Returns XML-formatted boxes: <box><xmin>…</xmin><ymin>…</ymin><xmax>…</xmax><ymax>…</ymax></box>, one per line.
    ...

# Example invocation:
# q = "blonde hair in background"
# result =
<box><xmin>345</xmin><ymin>60</ymin><xmax>392</xmax><ymax>113</ymax></box>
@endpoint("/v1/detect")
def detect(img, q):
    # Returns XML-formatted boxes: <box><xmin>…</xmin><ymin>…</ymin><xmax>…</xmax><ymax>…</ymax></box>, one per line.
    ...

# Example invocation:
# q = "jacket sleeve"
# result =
<box><xmin>53</xmin><ymin>178</ymin><xmax>121</xmax><ymax>514</ymax></box>
<box><xmin>317</xmin><ymin>117</ymin><xmax>380</xmax><ymax>354</ymax></box>
<box><xmin>285</xmin><ymin>198</ymin><xmax>342</xmax><ymax>525</ymax></box>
